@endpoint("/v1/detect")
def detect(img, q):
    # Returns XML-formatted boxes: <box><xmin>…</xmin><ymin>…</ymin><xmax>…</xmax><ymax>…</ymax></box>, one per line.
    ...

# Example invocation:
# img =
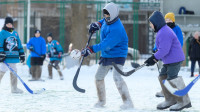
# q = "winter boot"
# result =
<box><xmin>56</xmin><ymin>66</ymin><xmax>63</xmax><ymax>80</ymax></box>
<box><xmin>157</xmin><ymin>75</ymin><xmax>176</xmax><ymax>110</ymax></box>
<box><xmin>155</xmin><ymin>90</ymin><xmax>164</xmax><ymax>97</ymax></box>
<box><xmin>48</xmin><ymin>64</ymin><xmax>53</xmax><ymax>79</ymax></box>
<box><xmin>190</xmin><ymin>72</ymin><xmax>194</xmax><ymax>77</ymax></box>
<box><xmin>168</xmin><ymin>77</ymin><xmax>192</xmax><ymax>111</ymax></box>
<box><xmin>114</xmin><ymin>79</ymin><xmax>133</xmax><ymax>109</ymax></box>
<box><xmin>30</xmin><ymin>65</ymin><xmax>37</xmax><ymax>80</ymax></box>
<box><xmin>0</xmin><ymin>71</ymin><xmax>5</xmax><ymax>83</ymax></box>
<box><xmin>36</xmin><ymin>66</ymin><xmax>42</xmax><ymax>80</ymax></box>
<box><xmin>94</xmin><ymin>80</ymin><xmax>106</xmax><ymax>108</ymax></box>
<box><xmin>10</xmin><ymin>72</ymin><xmax>23</xmax><ymax>94</ymax></box>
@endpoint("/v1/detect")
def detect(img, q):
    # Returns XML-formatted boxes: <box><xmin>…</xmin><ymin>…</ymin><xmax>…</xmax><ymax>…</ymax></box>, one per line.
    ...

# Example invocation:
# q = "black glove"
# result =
<box><xmin>152</xmin><ymin>49</ymin><xmax>158</xmax><ymax>53</ymax></box>
<box><xmin>41</xmin><ymin>54</ymin><xmax>46</xmax><ymax>61</ymax></box>
<box><xmin>29</xmin><ymin>46</ymin><xmax>34</xmax><ymax>51</ymax></box>
<box><xmin>144</xmin><ymin>55</ymin><xmax>158</xmax><ymax>66</ymax></box>
<box><xmin>89</xmin><ymin>22</ymin><xmax>101</xmax><ymax>33</ymax></box>
<box><xmin>81</xmin><ymin>46</ymin><xmax>94</xmax><ymax>57</ymax></box>
<box><xmin>0</xmin><ymin>52</ymin><xmax>6</xmax><ymax>62</ymax></box>
<box><xmin>19</xmin><ymin>52</ymin><xmax>25</xmax><ymax>63</ymax></box>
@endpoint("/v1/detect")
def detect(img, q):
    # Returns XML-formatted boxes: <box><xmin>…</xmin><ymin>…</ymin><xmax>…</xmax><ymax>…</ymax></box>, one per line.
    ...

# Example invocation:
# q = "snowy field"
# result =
<box><xmin>0</xmin><ymin>61</ymin><xmax>200</xmax><ymax>112</ymax></box>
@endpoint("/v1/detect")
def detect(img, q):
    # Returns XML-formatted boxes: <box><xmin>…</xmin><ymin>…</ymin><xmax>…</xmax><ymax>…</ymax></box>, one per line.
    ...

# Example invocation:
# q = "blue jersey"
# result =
<box><xmin>0</xmin><ymin>30</ymin><xmax>24</xmax><ymax>63</ymax></box>
<box><xmin>92</xmin><ymin>18</ymin><xmax>128</xmax><ymax>58</ymax></box>
<box><xmin>47</xmin><ymin>40</ymin><xmax>63</xmax><ymax>61</ymax></box>
<box><xmin>26</xmin><ymin>36</ymin><xmax>46</xmax><ymax>57</ymax></box>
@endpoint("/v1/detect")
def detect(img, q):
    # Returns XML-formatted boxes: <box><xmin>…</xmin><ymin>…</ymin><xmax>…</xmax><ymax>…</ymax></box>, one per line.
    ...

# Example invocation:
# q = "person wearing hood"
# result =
<box><xmin>46</xmin><ymin>33</ymin><xmax>64</xmax><ymax>80</ymax></box>
<box><xmin>155</xmin><ymin>12</ymin><xmax>184</xmax><ymax>97</ymax></box>
<box><xmin>0</xmin><ymin>17</ymin><xmax>25</xmax><ymax>93</ymax></box>
<box><xmin>81</xmin><ymin>2</ymin><xmax>133</xmax><ymax>109</ymax></box>
<box><xmin>145</xmin><ymin>11</ymin><xmax>191</xmax><ymax>111</ymax></box>
<box><xmin>26</xmin><ymin>30</ymin><xmax>46</xmax><ymax>81</ymax></box>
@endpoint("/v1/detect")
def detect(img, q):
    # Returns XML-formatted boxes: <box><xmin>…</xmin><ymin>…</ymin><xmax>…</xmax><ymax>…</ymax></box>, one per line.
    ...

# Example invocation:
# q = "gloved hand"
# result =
<box><xmin>29</xmin><ymin>46</ymin><xmax>34</xmax><ymax>51</ymax></box>
<box><xmin>58</xmin><ymin>52</ymin><xmax>62</xmax><ymax>58</ymax></box>
<box><xmin>81</xmin><ymin>46</ymin><xmax>94</xmax><ymax>57</ymax></box>
<box><xmin>41</xmin><ymin>54</ymin><xmax>46</xmax><ymax>61</ymax></box>
<box><xmin>0</xmin><ymin>52</ymin><xmax>6</xmax><ymax>62</ymax></box>
<box><xmin>144</xmin><ymin>55</ymin><xmax>158</xmax><ymax>66</ymax></box>
<box><xmin>19</xmin><ymin>52</ymin><xmax>25</xmax><ymax>63</ymax></box>
<box><xmin>89</xmin><ymin>22</ymin><xmax>101</xmax><ymax>33</ymax></box>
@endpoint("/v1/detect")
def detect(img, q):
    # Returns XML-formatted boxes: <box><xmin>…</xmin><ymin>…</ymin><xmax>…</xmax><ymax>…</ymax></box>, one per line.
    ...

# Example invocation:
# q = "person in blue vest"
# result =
<box><xmin>81</xmin><ymin>2</ymin><xmax>133</xmax><ymax>109</ymax></box>
<box><xmin>0</xmin><ymin>17</ymin><xmax>25</xmax><ymax>93</ymax></box>
<box><xmin>46</xmin><ymin>33</ymin><xmax>64</xmax><ymax>80</ymax></box>
<box><xmin>155</xmin><ymin>12</ymin><xmax>184</xmax><ymax>98</ymax></box>
<box><xmin>26</xmin><ymin>30</ymin><xmax>46</xmax><ymax>81</ymax></box>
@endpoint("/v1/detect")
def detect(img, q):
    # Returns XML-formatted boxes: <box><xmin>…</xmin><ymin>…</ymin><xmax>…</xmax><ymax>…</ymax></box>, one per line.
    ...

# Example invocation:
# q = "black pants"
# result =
<box><xmin>191</xmin><ymin>60</ymin><xmax>200</xmax><ymax>74</ymax></box>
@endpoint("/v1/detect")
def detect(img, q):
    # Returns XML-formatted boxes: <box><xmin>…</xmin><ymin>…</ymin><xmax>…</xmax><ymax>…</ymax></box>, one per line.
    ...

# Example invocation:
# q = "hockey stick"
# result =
<box><xmin>4</xmin><ymin>61</ymin><xmax>45</xmax><ymax>94</ymax></box>
<box><xmin>73</xmin><ymin>33</ymin><xmax>93</xmax><ymax>93</ymax></box>
<box><xmin>163</xmin><ymin>75</ymin><xmax>200</xmax><ymax>97</ymax></box>
<box><xmin>112</xmin><ymin>62</ymin><xmax>146</xmax><ymax>76</ymax></box>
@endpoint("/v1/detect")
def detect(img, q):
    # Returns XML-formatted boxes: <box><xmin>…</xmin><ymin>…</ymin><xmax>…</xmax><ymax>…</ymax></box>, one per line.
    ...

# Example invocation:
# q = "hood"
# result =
<box><xmin>149</xmin><ymin>11</ymin><xmax>166</xmax><ymax>32</ymax></box>
<box><xmin>103</xmin><ymin>2</ymin><xmax>119</xmax><ymax>22</ymax></box>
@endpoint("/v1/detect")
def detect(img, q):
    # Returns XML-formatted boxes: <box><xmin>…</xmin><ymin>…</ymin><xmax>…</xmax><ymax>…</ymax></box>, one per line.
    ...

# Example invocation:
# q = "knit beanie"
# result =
<box><xmin>165</xmin><ymin>12</ymin><xmax>175</xmax><ymax>22</ymax></box>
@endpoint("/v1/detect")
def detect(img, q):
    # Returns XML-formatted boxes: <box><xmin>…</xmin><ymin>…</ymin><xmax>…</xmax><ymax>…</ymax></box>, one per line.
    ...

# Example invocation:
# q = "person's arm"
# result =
<box><xmin>41</xmin><ymin>38</ymin><xmax>46</xmax><ymax>55</ymax></box>
<box><xmin>0</xmin><ymin>32</ymin><xmax>4</xmax><ymax>52</ymax></box>
<box><xmin>92</xmin><ymin>28</ymin><xmax>122</xmax><ymax>53</ymax></box>
<box><xmin>26</xmin><ymin>38</ymin><xmax>33</xmax><ymax>49</ymax></box>
<box><xmin>17</xmin><ymin>33</ymin><xmax>24</xmax><ymax>54</ymax></box>
<box><xmin>175</xmin><ymin>26</ymin><xmax>183</xmax><ymax>47</ymax></box>
<box><xmin>54</xmin><ymin>40</ymin><xmax>63</xmax><ymax>53</ymax></box>
<box><xmin>154</xmin><ymin>34</ymin><xmax>173</xmax><ymax>60</ymax></box>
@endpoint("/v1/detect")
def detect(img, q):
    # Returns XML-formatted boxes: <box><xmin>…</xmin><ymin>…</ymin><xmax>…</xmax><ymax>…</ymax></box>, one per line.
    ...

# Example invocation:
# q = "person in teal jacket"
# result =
<box><xmin>0</xmin><ymin>17</ymin><xmax>25</xmax><ymax>93</ymax></box>
<box><xmin>81</xmin><ymin>2</ymin><xmax>133</xmax><ymax>109</ymax></box>
<box><xmin>47</xmin><ymin>33</ymin><xmax>64</xmax><ymax>80</ymax></box>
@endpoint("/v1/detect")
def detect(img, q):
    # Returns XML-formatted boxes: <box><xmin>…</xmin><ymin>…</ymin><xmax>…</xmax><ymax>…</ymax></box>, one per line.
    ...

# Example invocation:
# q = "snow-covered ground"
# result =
<box><xmin>0</xmin><ymin>61</ymin><xmax>200</xmax><ymax>112</ymax></box>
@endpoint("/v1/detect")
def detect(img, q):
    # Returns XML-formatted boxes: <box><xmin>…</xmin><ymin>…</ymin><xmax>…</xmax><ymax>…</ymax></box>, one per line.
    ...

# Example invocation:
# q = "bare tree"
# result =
<box><xmin>70</xmin><ymin>1</ymin><xmax>90</xmax><ymax>65</ymax></box>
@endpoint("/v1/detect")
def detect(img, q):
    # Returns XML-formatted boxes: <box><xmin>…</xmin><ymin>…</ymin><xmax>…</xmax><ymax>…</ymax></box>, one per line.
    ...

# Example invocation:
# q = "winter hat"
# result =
<box><xmin>5</xmin><ymin>17</ymin><xmax>13</xmax><ymax>25</ymax></box>
<box><xmin>47</xmin><ymin>33</ymin><xmax>53</xmax><ymax>38</ymax></box>
<box><xmin>165</xmin><ymin>12</ymin><xmax>175</xmax><ymax>22</ymax></box>
<box><xmin>35</xmin><ymin>29</ymin><xmax>41</xmax><ymax>34</ymax></box>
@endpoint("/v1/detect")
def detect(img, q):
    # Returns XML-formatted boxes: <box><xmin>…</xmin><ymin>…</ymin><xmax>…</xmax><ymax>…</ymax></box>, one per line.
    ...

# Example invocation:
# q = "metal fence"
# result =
<box><xmin>0</xmin><ymin>0</ymin><xmax>161</xmax><ymax>65</ymax></box>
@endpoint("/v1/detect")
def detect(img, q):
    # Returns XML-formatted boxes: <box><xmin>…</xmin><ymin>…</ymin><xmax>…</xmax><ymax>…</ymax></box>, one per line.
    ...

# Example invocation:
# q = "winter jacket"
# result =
<box><xmin>26</xmin><ymin>36</ymin><xmax>46</xmax><ymax>57</ymax></box>
<box><xmin>47</xmin><ymin>40</ymin><xmax>63</xmax><ymax>61</ymax></box>
<box><xmin>188</xmin><ymin>37</ymin><xmax>200</xmax><ymax>60</ymax></box>
<box><xmin>153</xmin><ymin>25</ymin><xmax>183</xmax><ymax>52</ymax></box>
<box><xmin>0</xmin><ymin>30</ymin><xmax>24</xmax><ymax>63</ymax></box>
<box><xmin>149</xmin><ymin>11</ymin><xmax>185</xmax><ymax>64</ymax></box>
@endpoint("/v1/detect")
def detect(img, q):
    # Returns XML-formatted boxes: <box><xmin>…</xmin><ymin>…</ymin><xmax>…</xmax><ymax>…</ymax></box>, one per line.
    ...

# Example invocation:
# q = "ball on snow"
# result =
<box><xmin>70</xmin><ymin>49</ymin><xmax>81</xmax><ymax>60</ymax></box>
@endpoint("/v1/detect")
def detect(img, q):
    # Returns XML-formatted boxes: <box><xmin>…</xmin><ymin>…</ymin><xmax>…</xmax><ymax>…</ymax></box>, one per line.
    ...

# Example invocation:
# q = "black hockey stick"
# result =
<box><xmin>73</xmin><ymin>33</ymin><xmax>93</xmax><ymax>93</ymax></box>
<box><xmin>112</xmin><ymin>62</ymin><xmax>146</xmax><ymax>76</ymax></box>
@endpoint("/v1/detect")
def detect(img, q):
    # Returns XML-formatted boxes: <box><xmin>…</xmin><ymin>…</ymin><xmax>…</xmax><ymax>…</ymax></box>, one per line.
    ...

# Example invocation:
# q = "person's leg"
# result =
<box><xmin>197</xmin><ymin>60</ymin><xmax>200</xmax><ymax>75</ymax></box>
<box><xmin>164</xmin><ymin>62</ymin><xmax>191</xmax><ymax>111</ymax></box>
<box><xmin>113</xmin><ymin>64</ymin><xmax>133</xmax><ymax>109</ymax></box>
<box><xmin>30</xmin><ymin>65</ymin><xmax>37</xmax><ymax>80</ymax></box>
<box><xmin>48</xmin><ymin>61</ymin><xmax>53</xmax><ymax>79</ymax></box>
<box><xmin>157</xmin><ymin>64</ymin><xmax>176</xmax><ymax>110</ymax></box>
<box><xmin>0</xmin><ymin>63</ymin><xmax>7</xmax><ymax>83</ymax></box>
<box><xmin>54</xmin><ymin>60</ymin><xmax>63</xmax><ymax>80</ymax></box>
<box><xmin>94</xmin><ymin>64</ymin><xmax>112</xmax><ymax>107</ymax></box>
<box><xmin>9</xmin><ymin>64</ymin><xmax>23</xmax><ymax>94</ymax></box>
<box><xmin>190</xmin><ymin>60</ymin><xmax>196</xmax><ymax>77</ymax></box>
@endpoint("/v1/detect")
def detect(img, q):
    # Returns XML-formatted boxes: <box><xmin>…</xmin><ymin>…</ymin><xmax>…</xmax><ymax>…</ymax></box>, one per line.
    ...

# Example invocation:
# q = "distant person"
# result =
<box><xmin>46</xmin><ymin>33</ymin><xmax>64</xmax><ymax>80</ymax></box>
<box><xmin>26</xmin><ymin>30</ymin><xmax>46</xmax><ymax>81</ymax></box>
<box><xmin>155</xmin><ymin>12</ymin><xmax>184</xmax><ymax>97</ymax></box>
<box><xmin>0</xmin><ymin>17</ymin><xmax>25</xmax><ymax>93</ymax></box>
<box><xmin>188</xmin><ymin>31</ymin><xmax>200</xmax><ymax>77</ymax></box>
